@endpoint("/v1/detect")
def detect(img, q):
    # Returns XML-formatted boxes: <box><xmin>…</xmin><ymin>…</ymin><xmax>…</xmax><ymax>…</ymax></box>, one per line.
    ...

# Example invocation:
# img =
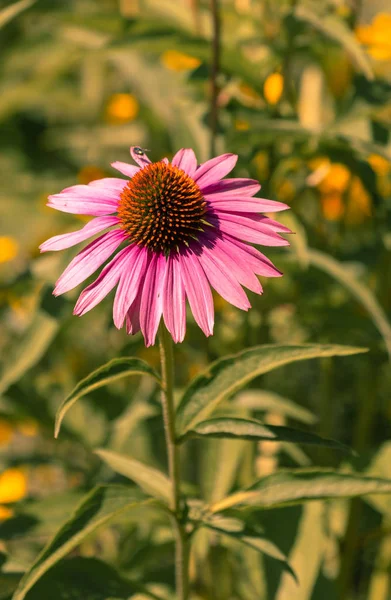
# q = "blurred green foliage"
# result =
<box><xmin>0</xmin><ymin>0</ymin><xmax>391</xmax><ymax>599</ymax></box>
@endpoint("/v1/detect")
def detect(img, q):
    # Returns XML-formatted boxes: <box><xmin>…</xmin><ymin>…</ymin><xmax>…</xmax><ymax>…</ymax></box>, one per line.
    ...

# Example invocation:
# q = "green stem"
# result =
<box><xmin>159</xmin><ymin>323</ymin><xmax>189</xmax><ymax>600</ymax></box>
<box><xmin>210</xmin><ymin>0</ymin><xmax>221</xmax><ymax>157</ymax></box>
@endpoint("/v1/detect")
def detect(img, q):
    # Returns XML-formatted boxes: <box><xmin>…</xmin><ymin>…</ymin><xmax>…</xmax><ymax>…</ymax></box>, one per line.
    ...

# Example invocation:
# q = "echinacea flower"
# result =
<box><xmin>41</xmin><ymin>147</ymin><xmax>290</xmax><ymax>346</ymax></box>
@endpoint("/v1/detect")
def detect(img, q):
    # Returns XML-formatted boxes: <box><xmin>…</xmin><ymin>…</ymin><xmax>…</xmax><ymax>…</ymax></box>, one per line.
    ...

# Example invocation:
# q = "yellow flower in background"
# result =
<box><xmin>17</xmin><ymin>419</ymin><xmax>39</xmax><ymax>438</ymax></box>
<box><xmin>0</xmin><ymin>468</ymin><xmax>27</xmax><ymax>504</ymax></box>
<box><xmin>317</xmin><ymin>163</ymin><xmax>351</xmax><ymax>195</ymax></box>
<box><xmin>356</xmin><ymin>13</ymin><xmax>391</xmax><ymax>61</ymax></box>
<box><xmin>321</xmin><ymin>193</ymin><xmax>345</xmax><ymax>221</ymax></box>
<box><xmin>0</xmin><ymin>236</ymin><xmax>19</xmax><ymax>264</ymax></box>
<box><xmin>368</xmin><ymin>154</ymin><xmax>390</xmax><ymax>177</ymax></box>
<box><xmin>78</xmin><ymin>165</ymin><xmax>107</xmax><ymax>185</ymax></box>
<box><xmin>345</xmin><ymin>176</ymin><xmax>372</xmax><ymax>225</ymax></box>
<box><xmin>0</xmin><ymin>420</ymin><xmax>13</xmax><ymax>446</ymax></box>
<box><xmin>105</xmin><ymin>93</ymin><xmax>139</xmax><ymax>124</ymax></box>
<box><xmin>263</xmin><ymin>72</ymin><xmax>284</xmax><ymax>105</ymax></box>
<box><xmin>161</xmin><ymin>50</ymin><xmax>201</xmax><ymax>72</ymax></box>
<box><xmin>0</xmin><ymin>505</ymin><xmax>14</xmax><ymax>520</ymax></box>
<box><xmin>252</xmin><ymin>151</ymin><xmax>269</xmax><ymax>180</ymax></box>
<box><xmin>277</xmin><ymin>180</ymin><xmax>295</xmax><ymax>203</ymax></box>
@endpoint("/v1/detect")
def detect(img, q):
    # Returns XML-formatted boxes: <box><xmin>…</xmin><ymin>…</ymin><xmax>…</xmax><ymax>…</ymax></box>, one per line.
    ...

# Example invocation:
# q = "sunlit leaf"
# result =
<box><xmin>54</xmin><ymin>357</ymin><xmax>160</xmax><ymax>438</ymax></box>
<box><xmin>176</xmin><ymin>344</ymin><xmax>367</xmax><ymax>434</ymax></box>
<box><xmin>0</xmin><ymin>311</ymin><xmax>58</xmax><ymax>396</ymax></box>
<box><xmin>12</xmin><ymin>485</ymin><xmax>152</xmax><ymax>600</ymax></box>
<box><xmin>306</xmin><ymin>249</ymin><xmax>391</xmax><ymax>358</ymax></box>
<box><xmin>95</xmin><ymin>448</ymin><xmax>171</xmax><ymax>505</ymax></box>
<box><xmin>0</xmin><ymin>0</ymin><xmax>34</xmax><ymax>29</ymax></box>
<box><xmin>211</xmin><ymin>470</ymin><xmax>391</xmax><ymax>513</ymax></box>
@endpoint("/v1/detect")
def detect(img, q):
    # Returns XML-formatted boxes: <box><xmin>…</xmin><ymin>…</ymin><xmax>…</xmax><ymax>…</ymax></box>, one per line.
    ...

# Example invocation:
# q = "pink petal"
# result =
<box><xmin>201</xmin><ymin>234</ymin><xmax>262</xmax><ymax>294</ymax></box>
<box><xmin>48</xmin><ymin>185</ymin><xmax>118</xmax><ymax>216</ymax></box>
<box><xmin>73</xmin><ymin>246</ymin><xmax>131</xmax><ymax>316</ymax></box>
<box><xmin>196</xmin><ymin>243</ymin><xmax>251</xmax><ymax>310</ymax></box>
<box><xmin>222</xmin><ymin>234</ymin><xmax>283</xmax><ymax>277</ymax></box>
<box><xmin>171</xmin><ymin>149</ymin><xmax>197</xmax><ymax>178</ymax></box>
<box><xmin>126</xmin><ymin>292</ymin><xmax>142</xmax><ymax>335</ymax></box>
<box><xmin>161</xmin><ymin>157</ymin><xmax>169</xmax><ymax>164</ymax></box>
<box><xmin>113</xmin><ymin>245</ymin><xmax>149</xmax><ymax>329</ymax></box>
<box><xmin>139</xmin><ymin>253</ymin><xmax>167</xmax><ymax>347</ymax></box>
<box><xmin>111</xmin><ymin>162</ymin><xmax>140</xmax><ymax>178</ymax></box>
<box><xmin>39</xmin><ymin>216</ymin><xmax>120</xmax><ymax>253</ymax></box>
<box><xmin>194</xmin><ymin>154</ymin><xmax>238</xmax><ymax>188</ymax></box>
<box><xmin>89</xmin><ymin>178</ymin><xmax>127</xmax><ymax>192</ymax></box>
<box><xmin>178</xmin><ymin>250</ymin><xmax>214</xmax><ymax>337</ymax></box>
<box><xmin>206</xmin><ymin>196</ymin><xmax>289</xmax><ymax>213</ymax></box>
<box><xmin>130</xmin><ymin>147</ymin><xmax>152</xmax><ymax>168</ymax></box>
<box><xmin>163</xmin><ymin>255</ymin><xmax>186</xmax><ymax>343</ymax></box>
<box><xmin>213</xmin><ymin>213</ymin><xmax>289</xmax><ymax>247</ymax></box>
<box><xmin>54</xmin><ymin>229</ymin><xmax>126</xmax><ymax>296</ymax></box>
<box><xmin>202</xmin><ymin>178</ymin><xmax>261</xmax><ymax>196</ymax></box>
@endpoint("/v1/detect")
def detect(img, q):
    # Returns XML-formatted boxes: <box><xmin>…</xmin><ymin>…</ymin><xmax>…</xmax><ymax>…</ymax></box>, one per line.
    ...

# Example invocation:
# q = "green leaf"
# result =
<box><xmin>23</xmin><ymin>557</ymin><xmax>161</xmax><ymax>600</ymax></box>
<box><xmin>0</xmin><ymin>0</ymin><xmax>35</xmax><ymax>29</ymax></box>
<box><xmin>202</xmin><ymin>520</ymin><xmax>296</xmax><ymax>580</ymax></box>
<box><xmin>306</xmin><ymin>248</ymin><xmax>391</xmax><ymax>358</ymax></box>
<box><xmin>179</xmin><ymin>417</ymin><xmax>350</xmax><ymax>453</ymax></box>
<box><xmin>235</xmin><ymin>390</ymin><xmax>317</xmax><ymax>425</ymax></box>
<box><xmin>176</xmin><ymin>344</ymin><xmax>367</xmax><ymax>434</ymax></box>
<box><xmin>54</xmin><ymin>357</ymin><xmax>160</xmax><ymax>438</ymax></box>
<box><xmin>12</xmin><ymin>485</ymin><xmax>151</xmax><ymax>600</ymax></box>
<box><xmin>211</xmin><ymin>470</ymin><xmax>391</xmax><ymax>513</ymax></box>
<box><xmin>95</xmin><ymin>448</ymin><xmax>171</xmax><ymax>505</ymax></box>
<box><xmin>0</xmin><ymin>311</ymin><xmax>58</xmax><ymax>396</ymax></box>
<box><xmin>294</xmin><ymin>5</ymin><xmax>374</xmax><ymax>80</ymax></box>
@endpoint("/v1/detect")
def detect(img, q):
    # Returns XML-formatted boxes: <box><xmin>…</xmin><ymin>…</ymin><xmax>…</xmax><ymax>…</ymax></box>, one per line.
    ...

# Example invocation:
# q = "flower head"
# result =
<box><xmin>41</xmin><ymin>147</ymin><xmax>289</xmax><ymax>346</ymax></box>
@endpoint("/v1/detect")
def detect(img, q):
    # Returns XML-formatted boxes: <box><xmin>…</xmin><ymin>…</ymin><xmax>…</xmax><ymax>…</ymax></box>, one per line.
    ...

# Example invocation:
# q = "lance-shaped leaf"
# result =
<box><xmin>211</xmin><ymin>470</ymin><xmax>391</xmax><ymax>513</ymax></box>
<box><xmin>95</xmin><ymin>448</ymin><xmax>171</xmax><ymax>505</ymax></box>
<box><xmin>23</xmin><ymin>557</ymin><xmax>162</xmax><ymax>600</ymax></box>
<box><xmin>178</xmin><ymin>417</ymin><xmax>351</xmax><ymax>453</ymax></box>
<box><xmin>307</xmin><ymin>248</ymin><xmax>391</xmax><ymax>358</ymax></box>
<box><xmin>12</xmin><ymin>485</ymin><xmax>153</xmax><ymax>600</ymax></box>
<box><xmin>200</xmin><ymin>517</ymin><xmax>296</xmax><ymax>580</ymax></box>
<box><xmin>55</xmin><ymin>357</ymin><xmax>160</xmax><ymax>438</ymax></box>
<box><xmin>176</xmin><ymin>344</ymin><xmax>367</xmax><ymax>434</ymax></box>
<box><xmin>0</xmin><ymin>0</ymin><xmax>35</xmax><ymax>29</ymax></box>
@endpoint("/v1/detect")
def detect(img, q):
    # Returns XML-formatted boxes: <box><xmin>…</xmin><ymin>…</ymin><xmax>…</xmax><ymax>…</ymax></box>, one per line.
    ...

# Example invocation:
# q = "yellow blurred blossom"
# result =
<box><xmin>0</xmin><ymin>237</ymin><xmax>19</xmax><ymax>264</ymax></box>
<box><xmin>321</xmin><ymin>193</ymin><xmax>345</xmax><ymax>221</ymax></box>
<box><xmin>263</xmin><ymin>72</ymin><xmax>284</xmax><ymax>105</ymax></box>
<box><xmin>311</xmin><ymin>160</ymin><xmax>351</xmax><ymax>195</ymax></box>
<box><xmin>0</xmin><ymin>420</ymin><xmax>13</xmax><ymax>446</ymax></box>
<box><xmin>252</xmin><ymin>151</ymin><xmax>269</xmax><ymax>180</ymax></box>
<box><xmin>17</xmin><ymin>419</ymin><xmax>39</xmax><ymax>438</ymax></box>
<box><xmin>0</xmin><ymin>505</ymin><xmax>14</xmax><ymax>520</ymax></box>
<box><xmin>345</xmin><ymin>176</ymin><xmax>372</xmax><ymax>225</ymax></box>
<box><xmin>356</xmin><ymin>13</ymin><xmax>391</xmax><ymax>61</ymax></box>
<box><xmin>0</xmin><ymin>468</ymin><xmax>27</xmax><ymax>504</ymax></box>
<box><xmin>78</xmin><ymin>165</ymin><xmax>107</xmax><ymax>185</ymax></box>
<box><xmin>234</xmin><ymin>119</ymin><xmax>250</xmax><ymax>131</ymax></box>
<box><xmin>277</xmin><ymin>180</ymin><xmax>295</xmax><ymax>203</ymax></box>
<box><xmin>105</xmin><ymin>93</ymin><xmax>139</xmax><ymax>124</ymax></box>
<box><xmin>368</xmin><ymin>154</ymin><xmax>391</xmax><ymax>177</ymax></box>
<box><xmin>160</xmin><ymin>50</ymin><xmax>201</xmax><ymax>72</ymax></box>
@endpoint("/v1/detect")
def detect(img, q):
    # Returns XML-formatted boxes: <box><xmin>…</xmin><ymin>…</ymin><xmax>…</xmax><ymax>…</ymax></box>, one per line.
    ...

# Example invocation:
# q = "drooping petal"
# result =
<box><xmin>39</xmin><ymin>216</ymin><xmax>120</xmax><ymax>253</ymax></box>
<box><xmin>196</xmin><ymin>243</ymin><xmax>251</xmax><ymax>310</ymax></box>
<box><xmin>222</xmin><ymin>233</ymin><xmax>283</xmax><ymax>277</ymax></box>
<box><xmin>48</xmin><ymin>185</ymin><xmax>119</xmax><ymax>216</ymax></box>
<box><xmin>206</xmin><ymin>196</ymin><xmax>289</xmax><ymax>213</ymax></box>
<box><xmin>130</xmin><ymin>146</ymin><xmax>152</xmax><ymax>168</ymax></box>
<box><xmin>111</xmin><ymin>162</ymin><xmax>140</xmax><ymax>178</ymax></box>
<box><xmin>171</xmin><ymin>148</ymin><xmax>197</xmax><ymax>178</ymax></box>
<box><xmin>202</xmin><ymin>178</ymin><xmax>261</xmax><ymax>196</ymax></box>
<box><xmin>139</xmin><ymin>253</ymin><xmax>167</xmax><ymax>346</ymax></box>
<box><xmin>54</xmin><ymin>229</ymin><xmax>126</xmax><ymax>296</ymax></box>
<box><xmin>212</xmin><ymin>213</ymin><xmax>289</xmax><ymax>247</ymax></box>
<box><xmin>73</xmin><ymin>246</ymin><xmax>132</xmax><ymax>316</ymax></box>
<box><xmin>178</xmin><ymin>250</ymin><xmax>214</xmax><ymax>337</ymax></box>
<box><xmin>194</xmin><ymin>154</ymin><xmax>238</xmax><ymax>188</ymax></box>
<box><xmin>113</xmin><ymin>245</ymin><xmax>149</xmax><ymax>329</ymax></box>
<box><xmin>126</xmin><ymin>292</ymin><xmax>142</xmax><ymax>335</ymax></box>
<box><xmin>201</xmin><ymin>233</ymin><xmax>263</xmax><ymax>293</ymax></box>
<box><xmin>256</xmin><ymin>215</ymin><xmax>292</xmax><ymax>234</ymax></box>
<box><xmin>163</xmin><ymin>254</ymin><xmax>186</xmax><ymax>343</ymax></box>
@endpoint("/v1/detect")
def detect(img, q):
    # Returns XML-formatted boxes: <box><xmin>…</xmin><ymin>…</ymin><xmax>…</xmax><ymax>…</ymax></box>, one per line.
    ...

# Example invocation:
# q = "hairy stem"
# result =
<box><xmin>159</xmin><ymin>323</ymin><xmax>189</xmax><ymax>599</ymax></box>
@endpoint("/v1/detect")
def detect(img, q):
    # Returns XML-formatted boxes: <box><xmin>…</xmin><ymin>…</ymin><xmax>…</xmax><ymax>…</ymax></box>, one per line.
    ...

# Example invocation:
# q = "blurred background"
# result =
<box><xmin>0</xmin><ymin>0</ymin><xmax>391</xmax><ymax>599</ymax></box>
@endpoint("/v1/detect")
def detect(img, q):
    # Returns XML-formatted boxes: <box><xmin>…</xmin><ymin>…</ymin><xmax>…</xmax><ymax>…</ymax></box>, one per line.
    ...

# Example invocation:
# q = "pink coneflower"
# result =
<box><xmin>40</xmin><ymin>147</ymin><xmax>290</xmax><ymax>346</ymax></box>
